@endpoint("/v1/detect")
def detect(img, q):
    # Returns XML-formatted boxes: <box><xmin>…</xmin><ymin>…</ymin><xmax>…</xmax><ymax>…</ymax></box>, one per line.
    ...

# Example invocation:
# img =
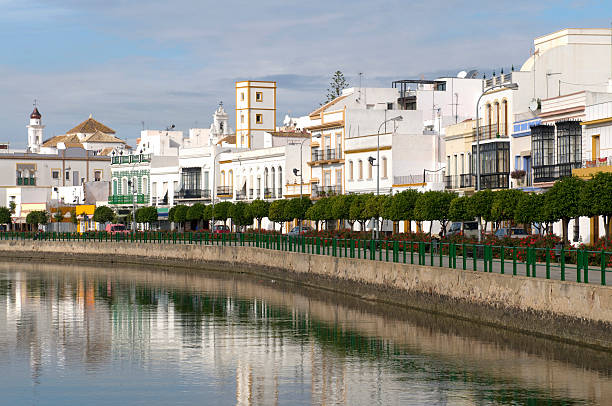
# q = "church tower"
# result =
<box><xmin>210</xmin><ymin>102</ymin><xmax>230</xmax><ymax>142</ymax></box>
<box><xmin>235</xmin><ymin>81</ymin><xmax>276</xmax><ymax>149</ymax></box>
<box><xmin>27</xmin><ymin>103</ymin><xmax>44</xmax><ymax>153</ymax></box>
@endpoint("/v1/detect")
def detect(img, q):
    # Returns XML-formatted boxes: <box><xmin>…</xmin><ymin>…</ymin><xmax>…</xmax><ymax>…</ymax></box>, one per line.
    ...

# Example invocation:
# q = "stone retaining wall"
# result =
<box><xmin>0</xmin><ymin>240</ymin><xmax>610</xmax><ymax>350</ymax></box>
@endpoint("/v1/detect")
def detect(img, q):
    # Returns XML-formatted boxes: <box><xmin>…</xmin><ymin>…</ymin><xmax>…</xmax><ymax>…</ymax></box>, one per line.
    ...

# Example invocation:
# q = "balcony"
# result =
<box><xmin>216</xmin><ymin>186</ymin><xmax>232</xmax><ymax>198</ymax></box>
<box><xmin>17</xmin><ymin>177</ymin><xmax>36</xmax><ymax>186</ymax></box>
<box><xmin>476</xmin><ymin>173</ymin><xmax>509</xmax><ymax>189</ymax></box>
<box><xmin>444</xmin><ymin>174</ymin><xmax>473</xmax><ymax>189</ymax></box>
<box><xmin>309</xmin><ymin>148</ymin><xmax>343</xmax><ymax>165</ymax></box>
<box><xmin>235</xmin><ymin>190</ymin><xmax>248</xmax><ymax>201</ymax></box>
<box><xmin>473</xmin><ymin>124</ymin><xmax>509</xmax><ymax>141</ymax></box>
<box><xmin>174</xmin><ymin>189</ymin><xmax>211</xmax><ymax>200</ymax></box>
<box><xmin>109</xmin><ymin>194</ymin><xmax>150</xmax><ymax>205</ymax></box>
<box><xmin>111</xmin><ymin>154</ymin><xmax>152</xmax><ymax>165</ymax></box>
<box><xmin>572</xmin><ymin>156</ymin><xmax>612</xmax><ymax>178</ymax></box>
<box><xmin>263</xmin><ymin>188</ymin><xmax>274</xmax><ymax>199</ymax></box>
<box><xmin>484</xmin><ymin>73</ymin><xmax>514</xmax><ymax>89</ymax></box>
<box><xmin>533</xmin><ymin>162</ymin><xmax>581</xmax><ymax>183</ymax></box>
<box><xmin>460</xmin><ymin>174</ymin><xmax>474</xmax><ymax>188</ymax></box>
<box><xmin>312</xmin><ymin>185</ymin><xmax>342</xmax><ymax>198</ymax></box>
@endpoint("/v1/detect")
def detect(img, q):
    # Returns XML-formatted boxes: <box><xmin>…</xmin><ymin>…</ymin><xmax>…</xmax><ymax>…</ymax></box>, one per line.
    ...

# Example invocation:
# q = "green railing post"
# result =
<box><xmin>462</xmin><ymin>243</ymin><xmax>466</xmax><ymax>270</ymax></box>
<box><xmin>512</xmin><ymin>247</ymin><xmax>517</xmax><ymax>276</ymax></box>
<box><xmin>525</xmin><ymin>248</ymin><xmax>530</xmax><ymax>277</ymax></box>
<box><xmin>601</xmin><ymin>250</ymin><xmax>606</xmax><ymax>286</ymax></box>
<box><xmin>583</xmin><ymin>250</ymin><xmax>589</xmax><ymax>284</ymax></box>
<box><xmin>500</xmin><ymin>246</ymin><xmax>505</xmax><ymax>275</ymax></box>
<box><xmin>472</xmin><ymin>244</ymin><xmax>477</xmax><ymax>271</ymax></box>
<box><xmin>531</xmin><ymin>248</ymin><xmax>537</xmax><ymax>278</ymax></box>
<box><xmin>576</xmin><ymin>249</ymin><xmax>582</xmax><ymax>283</ymax></box>
<box><xmin>332</xmin><ymin>238</ymin><xmax>337</xmax><ymax>257</ymax></box>
<box><xmin>560</xmin><ymin>247</ymin><xmax>565</xmax><ymax>281</ymax></box>
<box><xmin>545</xmin><ymin>248</ymin><xmax>550</xmax><ymax>279</ymax></box>
<box><xmin>430</xmin><ymin>242</ymin><xmax>434</xmax><ymax>266</ymax></box>
<box><xmin>439</xmin><ymin>242</ymin><xmax>443</xmax><ymax>267</ymax></box>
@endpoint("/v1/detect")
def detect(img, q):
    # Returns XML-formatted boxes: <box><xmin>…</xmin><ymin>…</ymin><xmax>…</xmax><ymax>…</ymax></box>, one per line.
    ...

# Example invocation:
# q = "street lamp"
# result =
<box><xmin>475</xmin><ymin>82</ymin><xmax>518</xmax><ymax>241</ymax></box>
<box><xmin>211</xmin><ymin>148</ymin><xmax>231</xmax><ymax>231</ymax></box>
<box><xmin>371</xmin><ymin>115</ymin><xmax>402</xmax><ymax>239</ymax></box>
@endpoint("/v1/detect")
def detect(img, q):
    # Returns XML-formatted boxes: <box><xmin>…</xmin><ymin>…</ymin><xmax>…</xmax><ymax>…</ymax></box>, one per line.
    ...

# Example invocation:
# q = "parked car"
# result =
<box><xmin>287</xmin><ymin>225</ymin><xmax>313</xmax><ymax>236</ymax></box>
<box><xmin>447</xmin><ymin>221</ymin><xmax>479</xmax><ymax>238</ymax></box>
<box><xmin>212</xmin><ymin>224</ymin><xmax>230</xmax><ymax>234</ymax></box>
<box><xmin>105</xmin><ymin>224</ymin><xmax>129</xmax><ymax>234</ymax></box>
<box><xmin>494</xmin><ymin>227</ymin><xmax>529</xmax><ymax>239</ymax></box>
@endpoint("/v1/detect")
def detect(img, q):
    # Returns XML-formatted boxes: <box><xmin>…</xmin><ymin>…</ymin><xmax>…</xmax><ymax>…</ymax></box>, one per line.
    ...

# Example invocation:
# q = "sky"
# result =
<box><xmin>1</xmin><ymin>0</ymin><xmax>611</xmax><ymax>148</ymax></box>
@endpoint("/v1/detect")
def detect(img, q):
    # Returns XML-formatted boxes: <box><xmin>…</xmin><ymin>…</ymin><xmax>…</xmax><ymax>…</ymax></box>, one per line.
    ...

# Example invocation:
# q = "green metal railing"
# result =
<box><xmin>1</xmin><ymin>231</ymin><xmax>610</xmax><ymax>286</ymax></box>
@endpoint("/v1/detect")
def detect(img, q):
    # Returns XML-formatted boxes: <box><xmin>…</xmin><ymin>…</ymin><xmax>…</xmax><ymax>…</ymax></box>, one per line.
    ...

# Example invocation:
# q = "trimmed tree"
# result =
<box><xmin>514</xmin><ymin>193</ymin><xmax>540</xmax><ymax>232</ymax></box>
<box><xmin>382</xmin><ymin>190</ymin><xmax>420</xmax><ymax>233</ymax></box>
<box><xmin>213</xmin><ymin>202</ymin><xmax>233</xmax><ymax>227</ymax></box>
<box><xmin>284</xmin><ymin>197</ymin><xmax>311</xmax><ymax>225</ymax></box>
<box><xmin>0</xmin><ymin>207</ymin><xmax>11</xmax><ymax>227</ymax></box>
<box><xmin>229</xmin><ymin>201</ymin><xmax>254</xmax><ymax>231</ymax></box>
<box><xmin>250</xmin><ymin>199</ymin><xmax>270</xmax><ymax>230</ymax></box>
<box><xmin>349</xmin><ymin>194</ymin><xmax>371</xmax><ymax>231</ymax></box>
<box><xmin>468</xmin><ymin>190</ymin><xmax>495</xmax><ymax>233</ymax></box>
<box><xmin>545</xmin><ymin>176</ymin><xmax>585</xmax><ymax>243</ymax></box>
<box><xmin>268</xmin><ymin>199</ymin><xmax>289</xmax><ymax>232</ymax></box>
<box><xmin>93</xmin><ymin>205</ymin><xmax>115</xmax><ymax>224</ymax></box>
<box><xmin>172</xmin><ymin>205</ymin><xmax>189</xmax><ymax>230</ymax></box>
<box><xmin>449</xmin><ymin>196</ymin><xmax>472</xmax><ymax>235</ymax></box>
<box><xmin>491</xmin><ymin>189</ymin><xmax>524</xmax><ymax>228</ymax></box>
<box><xmin>331</xmin><ymin>194</ymin><xmax>354</xmax><ymax>229</ymax></box>
<box><xmin>135</xmin><ymin>206</ymin><xmax>158</xmax><ymax>229</ymax></box>
<box><xmin>581</xmin><ymin>172</ymin><xmax>612</xmax><ymax>242</ymax></box>
<box><xmin>26</xmin><ymin>210</ymin><xmax>48</xmax><ymax>230</ymax></box>
<box><xmin>414</xmin><ymin>191</ymin><xmax>455</xmax><ymax>236</ymax></box>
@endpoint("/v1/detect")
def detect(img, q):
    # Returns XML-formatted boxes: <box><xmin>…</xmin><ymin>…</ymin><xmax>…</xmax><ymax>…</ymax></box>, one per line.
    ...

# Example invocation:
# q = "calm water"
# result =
<box><xmin>0</xmin><ymin>261</ymin><xmax>610</xmax><ymax>406</ymax></box>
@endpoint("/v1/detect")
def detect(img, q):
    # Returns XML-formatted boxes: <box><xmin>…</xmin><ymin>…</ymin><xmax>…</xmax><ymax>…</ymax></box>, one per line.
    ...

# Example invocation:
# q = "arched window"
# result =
<box><xmin>348</xmin><ymin>160</ymin><xmax>353</xmax><ymax>180</ymax></box>
<box><xmin>221</xmin><ymin>170</ymin><xmax>225</xmax><ymax>187</ymax></box>
<box><xmin>495</xmin><ymin>101</ymin><xmax>500</xmax><ymax>136</ymax></box>
<box><xmin>278</xmin><ymin>167</ymin><xmax>282</xmax><ymax>197</ymax></box>
<box><xmin>113</xmin><ymin>179</ymin><xmax>118</xmax><ymax>195</ymax></box>
<box><xmin>271</xmin><ymin>167</ymin><xmax>276</xmax><ymax>192</ymax></box>
<box><xmin>142</xmin><ymin>177</ymin><xmax>148</xmax><ymax>195</ymax></box>
<box><xmin>382</xmin><ymin>157</ymin><xmax>388</xmax><ymax>178</ymax></box>
<box><xmin>228</xmin><ymin>170</ymin><xmax>233</xmax><ymax>189</ymax></box>
<box><xmin>358</xmin><ymin>160</ymin><xmax>363</xmax><ymax>180</ymax></box>
<box><xmin>486</xmin><ymin>104</ymin><xmax>492</xmax><ymax>138</ymax></box>
<box><xmin>502</xmin><ymin>100</ymin><xmax>508</xmax><ymax>136</ymax></box>
<box><xmin>122</xmin><ymin>178</ymin><xmax>128</xmax><ymax>194</ymax></box>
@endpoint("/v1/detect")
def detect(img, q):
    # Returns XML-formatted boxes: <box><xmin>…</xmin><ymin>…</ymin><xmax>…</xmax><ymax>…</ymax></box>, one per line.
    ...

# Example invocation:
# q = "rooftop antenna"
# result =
<box><xmin>141</xmin><ymin>121</ymin><xmax>145</xmax><ymax>131</ymax></box>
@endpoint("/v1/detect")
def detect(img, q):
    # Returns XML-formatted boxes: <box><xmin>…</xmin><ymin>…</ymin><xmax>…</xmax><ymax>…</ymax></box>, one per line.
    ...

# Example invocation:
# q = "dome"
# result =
<box><xmin>30</xmin><ymin>107</ymin><xmax>41</xmax><ymax>119</ymax></box>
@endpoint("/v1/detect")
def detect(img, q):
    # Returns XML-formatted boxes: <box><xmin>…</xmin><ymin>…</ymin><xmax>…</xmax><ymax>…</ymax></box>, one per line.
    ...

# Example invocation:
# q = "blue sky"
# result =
<box><xmin>1</xmin><ymin>0</ymin><xmax>611</xmax><ymax>147</ymax></box>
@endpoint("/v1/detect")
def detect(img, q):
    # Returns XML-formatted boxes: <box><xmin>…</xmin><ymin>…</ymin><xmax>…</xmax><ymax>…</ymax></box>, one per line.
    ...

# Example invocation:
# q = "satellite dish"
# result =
<box><xmin>465</xmin><ymin>70</ymin><xmax>479</xmax><ymax>79</ymax></box>
<box><xmin>457</xmin><ymin>71</ymin><xmax>468</xmax><ymax>79</ymax></box>
<box><xmin>529</xmin><ymin>99</ymin><xmax>539</xmax><ymax>112</ymax></box>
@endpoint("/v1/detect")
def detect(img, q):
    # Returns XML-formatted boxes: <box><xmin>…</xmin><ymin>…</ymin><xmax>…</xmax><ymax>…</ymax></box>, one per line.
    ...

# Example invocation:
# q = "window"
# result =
<box><xmin>240</xmin><ymin>115</ymin><xmax>244</xmax><ymax>124</ymax></box>
<box><xmin>387</xmin><ymin>103</ymin><xmax>393</xmax><ymax>110</ymax></box>
<box><xmin>52</xmin><ymin>170</ymin><xmax>59</xmax><ymax>179</ymax></box>
<box><xmin>228</xmin><ymin>170</ymin><xmax>233</xmax><ymax>189</ymax></box>
<box><xmin>65</xmin><ymin>171</ymin><xmax>70</xmax><ymax>180</ymax></box>
<box><xmin>220</xmin><ymin>170</ymin><xmax>225</xmax><ymax>186</ymax></box>
<box><xmin>241</xmin><ymin>92</ymin><xmax>244</xmax><ymax>101</ymax></box>
<box><xmin>335</xmin><ymin>169</ymin><xmax>342</xmax><ymax>187</ymax></box>
<box><xmin>256</xmin><ymin>114</ymin><xmax>263</xmax><ymax>124</ymax></box>
<box><xmin>435</xmin><ymin>82</ymin><xmax>446</xmax><ymax>91</ymax></box>
<box><xmin>382</xmin><ymin>157</ymin><xmax>388</xmax><ymax>178</ymax></box>
<box><xmin>348</xmin><ymin>161</ymin><xmax>354</xmax><ymax>181</ymax></box>
<box><xmin>256</xmin><ymin>92</ymin><xmax>263</xmax><ymax>102</ymax></box>
<box><xmin>556</xmin><ymin>121</ymin><xmax>581</xmax><ymax>164</ymax></box>
<box><xmin>113</xmin><ymin>179</ymin><xmax>117</xmax><ymax>195</ymax></box>
<box><xmin>358</xmin><ymin>160</ymin><xmax>363</xmax><ymax>180</ymax></box>
<box><xmin>142</xmin><ymin>177</ymin><xmax>148</xmax><ymax>194</ymax></box>
<box><xmin>94</xmin><ymin>170</ymin><xmax>102</xmax><ymax>181</ymax></box>
<box><xmin>531</xmin><ymin>125</ymin><xmax>555</xmax><ymax>167</ymax></box>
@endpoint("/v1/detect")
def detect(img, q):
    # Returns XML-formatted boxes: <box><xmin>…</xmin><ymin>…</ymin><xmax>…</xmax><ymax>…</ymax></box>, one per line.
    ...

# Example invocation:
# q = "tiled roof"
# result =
<box><xmin>42</xmin><ymin>134</ymin><xmax>81</xmax><ymax>147</ymax></box>
<box><xmin>66</xmin><ymin>117</ymin><xmax>115</xmax><ymax>135</ymax></box>
<box><xmin>267</xmin><ymin>130</ymin><xmax>310</xmax><ymax>138</ymax></box>
<box><xmin>82</xmin><ymin>130</ymin><xmax>125</xmax><ymax>144</ymax></box>
<box><xmin>99</xmin><ymin>147</ymin><xmax>115</xmax><ymax>156</ymax></box>
<box><xmin>216</xmin><ymin>134</ymin><xmax>236</xmax><ymax>145</ymax></box>
<box><xmin>309</xmin><ymin>95</ymin><xmax>348</xmax><ymax>118</ymax></box>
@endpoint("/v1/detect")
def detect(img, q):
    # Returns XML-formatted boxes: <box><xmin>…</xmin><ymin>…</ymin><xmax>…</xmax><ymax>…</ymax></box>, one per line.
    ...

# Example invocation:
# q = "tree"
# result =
<box><xmin>268</xmin><ymin>199</ymin><xmax>289</xmax><ymax>232</ymax></box>
<box><xmin>213</xmin><ymin>202</ymin><xmax>232</xmax><ymax>225</ymax></box>
<box><xmin>93</xmin><ymin>205</ymin><xmax>115</xmax><ymax>224</ymax></box>
<box><xmin>229</xmin><ymin>201</ymin><xmax>254</xmax><ymax>230</ymax></box>
<box><xmin>306</xmin><ymin>199</ymin><xmax>326</xmax><ymax>231</ymax></box>
<box><xmin>545</xmin><ymin>176</ymin><xmax>585</xmax><ymax>243</ymax></box>
<box><xmin>135</xmin><ymin>206</ymin><xmax>158</xmax><ymax>228</ymax></box>
<box><xmin>284</xmin><ymin>198</ymin><xmax>309</xmax><ymax>224</ymax></box>
<box><xmin>250</xmin><ymin>199</ymin><xmax>270</xmax><ymax>230</ymax></box>
<box><xmin>414</xmin><ymin>191</ymin><xmax>455</xmax><ymax>236</ymax></box>
<box><xmin>53</xmin><ymin>210</ymin><xmax>63</xmax><ymax>223</ymax></box>
<box><xmin>186</xmin><ymin>203</ymin><xmax>206</xmax><ymax>222</ymax></box>
<box><xmin>70</xmin><ymin>209</ymin><xmax>78</xmax><ymax>230</ymax></box>
<box><xmin>323</xmin><ymin>71</ymin><xmax>349</xmax><ymax>105</ymax></box>
<box><xmin>581</xmin><ymin>172</ymin><xmax>612</xmax><ymax>242</ymax></box>
<box><xmin>468</xmin><ymin>190</ymin><xmax>495</xmax><ymax>233</ymax></box>
<box><xmin>0</xmin><ymin>207</ymin><xmax>11</xmax><ymax>226</ymax></box>
<box><xmin>382</xmin><ymin>190</ymin><xmax>420</xmax><ymax>233</ymax></box>
<box><xmin>9</xmin><ymin>201</ymin><xmax>16</xmax><ymax>215</ymax></box>
<box><xmin>514</xmin><ymin>193</ymin><xmax>540</xmax><ymax>232</ymax></box>
<box><xmin>26</xmin><ymin>210</ymin><xmax>48</xmax><ymax>230</ymax></box>
<box><xmin>331</xmin><ymin>194</ymin><xmax>354</xmax><ymax>229</ymax></box>
<box><xmin>171</xmin><ymin>205</ymin><xmax>189</xmax><ymax>230</ymax></box>
<box><xmin>491</xmin><ymin>189</ymin><xmax>523</xmax><ymax>228</ymax></box>
<box><xmin>449</xmin><ymin>196</ymin><xmax>472</xmax><ymax>223</ymax></box>
<box><xmin>349</xmin><ymin>194</ymin><xmax>371</xmax><ymax>231</ymax></box>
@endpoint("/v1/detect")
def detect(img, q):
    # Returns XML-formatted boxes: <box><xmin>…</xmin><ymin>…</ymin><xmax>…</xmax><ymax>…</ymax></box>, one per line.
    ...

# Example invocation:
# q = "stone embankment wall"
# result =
<box><xmin>0</xmin><ymin>240</ymin><xmax>610</xmax><ymax>350</ymax></box>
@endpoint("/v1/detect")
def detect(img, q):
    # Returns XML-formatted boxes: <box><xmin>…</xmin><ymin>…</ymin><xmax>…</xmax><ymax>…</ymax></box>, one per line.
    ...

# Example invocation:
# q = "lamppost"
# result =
<box><xmin>475</xmin><ymin>81</ymin><xmax>518</xmax><ymax>241</ymax></box>
<box><xmin>211</xmin><ymin>148</ymin><xmax>231</xmax><ymax>231</ymax></box>
<box><xmin>369</xmin><ymin>115</ymin><xmax>403</xmax><ymax>239</ymax></box>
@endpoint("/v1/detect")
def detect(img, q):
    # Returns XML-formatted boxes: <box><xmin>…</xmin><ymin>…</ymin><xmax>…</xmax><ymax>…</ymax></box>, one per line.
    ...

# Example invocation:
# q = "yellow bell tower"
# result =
<box><xmin>235</xmin><ymin>81</ymin><xmax>276</xmax><ymax>149</ymax></box>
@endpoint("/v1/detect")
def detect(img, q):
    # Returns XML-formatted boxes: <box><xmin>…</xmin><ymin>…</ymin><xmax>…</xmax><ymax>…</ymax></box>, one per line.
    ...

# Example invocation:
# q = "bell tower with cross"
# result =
<box><xmin>27</xmin><ymin>99</ymin><xmax>45</xmax><ymax>153</ymax></box>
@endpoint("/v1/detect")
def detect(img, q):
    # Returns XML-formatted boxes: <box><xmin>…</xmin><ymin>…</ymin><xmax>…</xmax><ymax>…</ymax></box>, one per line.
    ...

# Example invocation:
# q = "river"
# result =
<box><xmin>0</xmin><ymin>260</ymin><xmax>610</xmax><ymax>405</ymax></box>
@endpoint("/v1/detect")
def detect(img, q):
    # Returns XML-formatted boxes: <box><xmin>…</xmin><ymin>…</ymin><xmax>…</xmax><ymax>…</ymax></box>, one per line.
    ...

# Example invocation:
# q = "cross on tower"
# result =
<box><xmin>33</xmin><ymin>99</ymin><xmax>38</xmax><ymax>108</ymax></box>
